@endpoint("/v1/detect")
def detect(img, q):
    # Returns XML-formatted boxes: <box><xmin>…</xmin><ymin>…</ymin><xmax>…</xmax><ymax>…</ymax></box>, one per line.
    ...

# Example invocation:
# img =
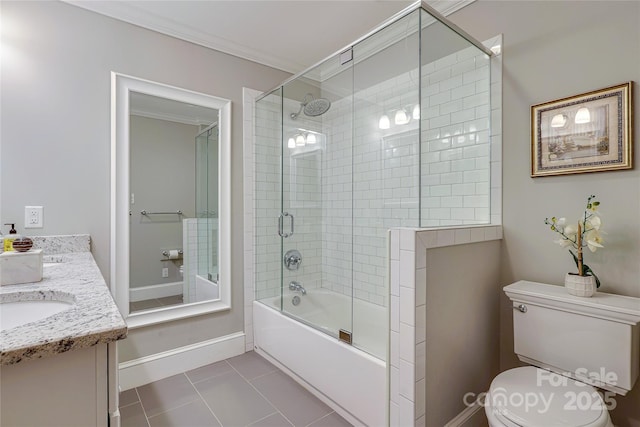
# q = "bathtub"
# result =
<box><xmin>195</xmin><ymin>274</ymin><xmax>219</xmax><ymax>301</ymax></box>
<box><xmin>253</xmin><ymin>290</ymin><xmax>387</xmax><ymax>426</ymax></box>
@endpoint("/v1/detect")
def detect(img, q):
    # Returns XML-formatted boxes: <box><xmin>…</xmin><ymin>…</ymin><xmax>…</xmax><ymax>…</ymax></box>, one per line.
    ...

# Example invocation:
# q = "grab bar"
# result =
<box><xmin>141</xmin><ymin>210</ymin><xmax>183</xmax><ymax>216</ymax></box>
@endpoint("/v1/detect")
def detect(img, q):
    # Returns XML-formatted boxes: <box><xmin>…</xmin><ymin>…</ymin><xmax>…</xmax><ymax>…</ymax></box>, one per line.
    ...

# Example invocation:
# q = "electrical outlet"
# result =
<box><xmin>162</xmin><ymin>267</ymin><xmax>169</xmax><ymax>278</ymax></box>
<box><xmin>25</xmin><ymin>206</ymin><xmax>43</xmax><ymax>229</ymax></box>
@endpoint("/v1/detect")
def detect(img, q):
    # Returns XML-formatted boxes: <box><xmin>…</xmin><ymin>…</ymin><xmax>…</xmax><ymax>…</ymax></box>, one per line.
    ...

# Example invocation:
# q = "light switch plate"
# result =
<box><xmin>25</xmin><ymin>206</ymin><xmax>43</xmax><ymax>229</ymax></box>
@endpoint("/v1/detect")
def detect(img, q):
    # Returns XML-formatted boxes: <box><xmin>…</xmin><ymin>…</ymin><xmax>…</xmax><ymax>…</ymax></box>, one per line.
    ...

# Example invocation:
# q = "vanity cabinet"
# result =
<box><xmin>0</xmin><ymin>343</ymin><xmax>115</xmax><ymax>427</ymax></box>
<box><xmin>0</xmin><ymin>245</ymin><xmax>126</xmax><ymax>426</ymax></box>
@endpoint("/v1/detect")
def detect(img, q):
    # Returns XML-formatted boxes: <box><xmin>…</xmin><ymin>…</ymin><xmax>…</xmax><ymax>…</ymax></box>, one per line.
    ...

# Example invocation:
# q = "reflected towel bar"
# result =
<box><xmin>141</xmin><ymin>210</ymin><xmax>183</xmax><ymax>216</ymax></box>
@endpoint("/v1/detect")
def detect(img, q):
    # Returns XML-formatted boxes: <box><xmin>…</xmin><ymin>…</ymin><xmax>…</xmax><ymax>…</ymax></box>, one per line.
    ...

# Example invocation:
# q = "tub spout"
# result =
<box><xmin>289</xmin><ymin>281</ymin><xmax>306</xmax><ymax>295</ymax></box>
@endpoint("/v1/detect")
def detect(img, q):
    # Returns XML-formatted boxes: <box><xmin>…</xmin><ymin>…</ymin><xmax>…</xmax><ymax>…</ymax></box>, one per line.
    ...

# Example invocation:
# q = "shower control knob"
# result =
<box><xmin>284</xmin><ymin>249</ymin><xmax>302</xmax><ymax>271</ymax></box>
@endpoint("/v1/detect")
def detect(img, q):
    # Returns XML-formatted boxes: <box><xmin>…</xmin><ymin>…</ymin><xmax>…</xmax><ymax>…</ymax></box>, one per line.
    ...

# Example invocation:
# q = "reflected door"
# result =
<box><xmin>196</xmin><ymin>124</ymin><xmax>219</xmax><ymax>284</ymax></box>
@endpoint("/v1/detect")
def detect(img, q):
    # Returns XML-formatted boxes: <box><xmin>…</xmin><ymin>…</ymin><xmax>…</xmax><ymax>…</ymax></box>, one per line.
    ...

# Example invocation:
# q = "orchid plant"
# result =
<box><xmin>544</xmin><ymin>195</ymin><xmax>603</xmax><ymax>288</ymax></box>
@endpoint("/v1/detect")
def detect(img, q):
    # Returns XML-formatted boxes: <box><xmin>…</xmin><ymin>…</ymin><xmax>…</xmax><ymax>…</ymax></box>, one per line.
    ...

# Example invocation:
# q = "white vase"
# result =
<box><xmin>564</xmin><ymin>273</ymin><xmax>597</xmax><ymax>297</ymax></box>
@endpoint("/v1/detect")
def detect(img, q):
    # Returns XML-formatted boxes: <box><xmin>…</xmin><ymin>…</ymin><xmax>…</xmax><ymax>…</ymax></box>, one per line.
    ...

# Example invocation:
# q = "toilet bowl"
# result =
<box><xmin>485</xmin><ymin>366</ymin><xmax>613</xmax><ymax>427</ymax></box>
<box><xmin>490</xmin><ymin>281</ymin><xmax>640</xmax><ymax>427</ymax></box>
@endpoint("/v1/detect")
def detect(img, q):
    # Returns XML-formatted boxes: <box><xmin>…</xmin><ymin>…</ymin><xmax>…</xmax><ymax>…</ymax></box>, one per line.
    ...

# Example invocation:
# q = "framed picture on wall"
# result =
<box><xmin>531</xmin><ymin>82</ymin><xmax>633</xmax><ymax>177</ymax></box>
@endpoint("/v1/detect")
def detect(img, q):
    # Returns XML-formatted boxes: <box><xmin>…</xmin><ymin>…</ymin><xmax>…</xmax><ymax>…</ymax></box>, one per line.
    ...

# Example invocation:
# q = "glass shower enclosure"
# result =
<box><xmin>184</xmin><ymin>123</ymin><xmax>220</xmax><ymax>304</ymax></box>
<box><xmin>255</xmin><ymin>3</ymin><xmax>493</xmax><ymax>361</ymax></box>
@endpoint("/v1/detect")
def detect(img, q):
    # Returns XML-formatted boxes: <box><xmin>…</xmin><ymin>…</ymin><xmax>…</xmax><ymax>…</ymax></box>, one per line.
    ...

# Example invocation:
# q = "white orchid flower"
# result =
<box><xmin>584</xmin><ymin>229</ymin><xmax>604</xmax><ymax>252</ymax></box>
<box><xmin>554</xmin><ymin>238</ymin><xmax>573</xmax><ymax>248</ymax></box>
<box><xmin>587</xmin><ymin>240</ymin><xmax>604</xmax><ymax>252</ymax></box>
<box><xmin>564</xmin><ymin>223</ymin><xmax>578</xmax><ymax>237</ymax></box>
<box><xmin>586</xmin><ymin>215</ymin><xmax>601</xmax><ymax>231</ymax></box>
<box><xmin>544</xmin><ymin>196</ymin><xmax>603</xmax><ymax>288</ymax></box>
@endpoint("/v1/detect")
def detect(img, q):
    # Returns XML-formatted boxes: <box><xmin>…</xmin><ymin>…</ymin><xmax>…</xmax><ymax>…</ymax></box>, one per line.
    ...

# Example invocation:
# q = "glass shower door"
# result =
<box><xmin>195</xmin><ymin>124</ymin><xmax>219</xmax><ymax>286</ymax></box>
<box><xmin>280</xmin><ymin>52</ymin><xmax>354</xmax><ymax>342</ymax></box>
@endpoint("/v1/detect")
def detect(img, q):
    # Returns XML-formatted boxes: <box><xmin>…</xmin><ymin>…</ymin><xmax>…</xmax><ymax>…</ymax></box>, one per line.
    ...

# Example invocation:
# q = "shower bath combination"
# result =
<box><xmin>289</xmin><ymin>93</ymin><xmax>331</xmax><ymax>119</ymax></box>
<box><xmin>254</xmin><ymin>1</ymin><xmax>496</xmax><ymax>425</ymax></box>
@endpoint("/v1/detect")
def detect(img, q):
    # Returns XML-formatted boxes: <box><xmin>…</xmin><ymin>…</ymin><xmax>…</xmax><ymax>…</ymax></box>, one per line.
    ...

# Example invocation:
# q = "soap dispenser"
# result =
<box><xmin>3</xmin><ymin>223</ymin><xmax>20</xmax><ymax>252</ymax></box>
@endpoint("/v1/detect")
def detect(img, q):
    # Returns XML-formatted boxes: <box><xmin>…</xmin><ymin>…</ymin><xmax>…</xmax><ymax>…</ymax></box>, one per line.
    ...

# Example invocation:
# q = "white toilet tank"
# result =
<box><xmin>505</xmin><ymin>281</ymin><xmax>640</xmax><ymax>395</ymax></box>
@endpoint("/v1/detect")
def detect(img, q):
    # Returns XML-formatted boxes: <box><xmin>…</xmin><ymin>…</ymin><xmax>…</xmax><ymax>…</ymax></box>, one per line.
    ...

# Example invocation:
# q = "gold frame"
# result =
<box><xmin>531</xmin><ymin>82</ymin><xmax>633</xmax><ymax>177</ymax></box>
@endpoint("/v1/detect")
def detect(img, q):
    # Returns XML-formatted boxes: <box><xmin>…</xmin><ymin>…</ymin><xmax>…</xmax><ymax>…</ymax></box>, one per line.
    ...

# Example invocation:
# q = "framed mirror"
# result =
<box><xmin>111</xmin><ymin>72</ymin><xmax>231</xmax><ymax>328</ymax></box>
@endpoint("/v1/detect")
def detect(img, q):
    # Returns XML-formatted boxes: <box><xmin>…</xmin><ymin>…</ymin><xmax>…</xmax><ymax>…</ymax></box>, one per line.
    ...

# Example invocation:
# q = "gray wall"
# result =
<box><xmin>450</xmin><ymin>1</ymin><xmax>640</xmax><ymax>425</ymax></box>
<box><xmin>424</xmin><ymin>241</ymin><xmax>501</xmax><ymax>426</ymax></box>
<box><xmin>0</xmin><ymin>1</ymin><xmax>290</xmax><ymax>360</ymax></box>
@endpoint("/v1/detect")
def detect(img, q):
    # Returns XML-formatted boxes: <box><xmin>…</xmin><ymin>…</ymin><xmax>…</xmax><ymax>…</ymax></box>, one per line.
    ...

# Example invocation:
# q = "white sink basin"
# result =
<box><xmin>1</xmin><ymin>299</ymin><xmax>74</xmax><ymax>331</ymax></box>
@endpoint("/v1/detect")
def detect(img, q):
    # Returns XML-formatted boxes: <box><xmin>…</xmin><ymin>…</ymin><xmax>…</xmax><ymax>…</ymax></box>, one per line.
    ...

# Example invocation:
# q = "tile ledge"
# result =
<box><xmin>390</xmin><ymin>225</ymin><xmax>503</xmax><ymax>249</ymax></box>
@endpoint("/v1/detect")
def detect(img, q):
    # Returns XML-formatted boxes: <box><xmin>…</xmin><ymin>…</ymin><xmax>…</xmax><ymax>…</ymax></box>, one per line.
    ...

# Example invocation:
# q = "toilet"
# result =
<box><xmin>485</xmin><ymin>280</ymin><xmax>640</xmax><ymax>427</ymax></box>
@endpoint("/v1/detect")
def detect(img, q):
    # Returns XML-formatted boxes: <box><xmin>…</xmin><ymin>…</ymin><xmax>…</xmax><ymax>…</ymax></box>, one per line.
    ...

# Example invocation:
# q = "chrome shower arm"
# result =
<box><xmin>290</xmin><ymin>103</ymin><xmax>305</xmax><ymax>120</ymax></box>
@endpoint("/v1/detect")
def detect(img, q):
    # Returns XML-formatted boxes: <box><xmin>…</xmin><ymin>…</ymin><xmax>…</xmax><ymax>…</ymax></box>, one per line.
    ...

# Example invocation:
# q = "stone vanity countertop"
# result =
<box><xmin>0</xmin><ymin>252</ymin><xmax>127</xmax><ymax>365</ymax></box>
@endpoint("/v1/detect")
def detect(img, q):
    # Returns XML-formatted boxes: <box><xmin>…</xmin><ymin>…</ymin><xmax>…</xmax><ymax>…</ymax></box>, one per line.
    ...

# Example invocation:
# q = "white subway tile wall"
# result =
<box><xmin>281</xmin><ymin>97</ymin><xmax>326</xmax><ymax>299</ymax></box>
<box><xmin>421</xmin><ymin>44</ymin><xmax>492</xmax><ymax>227</ymax></box>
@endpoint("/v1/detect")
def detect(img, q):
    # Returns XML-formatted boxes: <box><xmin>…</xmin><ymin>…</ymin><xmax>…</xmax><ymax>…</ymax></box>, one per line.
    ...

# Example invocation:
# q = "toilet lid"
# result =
<box><xmin>489</xmin><ymin>367</ymin><xmax>608</xmax><ymax>427</ymax></box>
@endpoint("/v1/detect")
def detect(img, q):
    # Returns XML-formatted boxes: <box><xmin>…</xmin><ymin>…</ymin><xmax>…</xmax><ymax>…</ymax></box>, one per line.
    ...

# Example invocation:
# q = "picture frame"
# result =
<box><xmin>531</xmin><ymin>82</ymin><xmax>633</xmax><ymax>177</ymax></box>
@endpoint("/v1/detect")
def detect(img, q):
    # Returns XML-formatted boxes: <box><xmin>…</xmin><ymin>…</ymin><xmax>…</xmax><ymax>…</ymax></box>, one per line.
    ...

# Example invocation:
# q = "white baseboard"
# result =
<box><xmin>119</xmin><ymin>332</ymin><xmax>245</xmax><ymax>390</ymax></box>
<box><xmin>444</xmin><ymin>398</ymin><xmax>485</xmax><ymax>427</ymax></box>
<box><xmin>109</xmin><ymin>409</ymin><xmax>121</xmax><ymax>427</ymax></box>
<box><xmin>129</xmin><ymin>281</ymin><xmax>183</xmax><ymax>302</ymax></box>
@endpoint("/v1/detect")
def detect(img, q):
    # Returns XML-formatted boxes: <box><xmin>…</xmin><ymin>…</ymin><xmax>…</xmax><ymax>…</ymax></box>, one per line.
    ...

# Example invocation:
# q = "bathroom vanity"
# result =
<box><xmin>0</xmin><ymin>235</ymin><xmax>127</xmax><ymax>427</ymax></box>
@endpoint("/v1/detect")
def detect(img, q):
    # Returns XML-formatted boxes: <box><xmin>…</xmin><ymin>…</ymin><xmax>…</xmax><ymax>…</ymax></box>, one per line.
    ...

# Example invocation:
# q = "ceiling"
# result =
<box><xmin>63</xmin><ymin>0</ymin><xmax>473</xmax><ymax>74</ymax></box>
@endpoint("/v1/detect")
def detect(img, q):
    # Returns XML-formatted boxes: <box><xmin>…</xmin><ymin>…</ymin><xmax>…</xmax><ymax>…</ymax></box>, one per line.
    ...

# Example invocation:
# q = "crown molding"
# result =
<box><xmin>432</xmin><ymin>0</ymin><xmax>475</xmax><ymax>16</ymax></box>
<box><xmin>62</xmin><ymin>0</ymin><xmax>475</xmax><ymax>74</ymax></box>
<box><xmin>63</xmin><ymin>0</ymin><xmax>309</xmax><ymax>73</ymax></box>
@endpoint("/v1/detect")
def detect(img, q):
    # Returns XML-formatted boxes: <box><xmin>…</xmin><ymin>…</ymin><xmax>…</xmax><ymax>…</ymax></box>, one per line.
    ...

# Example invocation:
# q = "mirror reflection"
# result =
<box><xmin>129</xmin><ymin>92</ymin><xmax>219</xmax><ymax>314</ymax></box>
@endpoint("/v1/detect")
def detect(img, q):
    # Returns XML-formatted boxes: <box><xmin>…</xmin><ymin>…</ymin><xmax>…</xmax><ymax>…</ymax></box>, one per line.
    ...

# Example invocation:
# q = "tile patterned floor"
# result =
<box><xmin>119</xmin><ymin>351</ymin><xmax>353</xmax><ymax>427</ymax></box>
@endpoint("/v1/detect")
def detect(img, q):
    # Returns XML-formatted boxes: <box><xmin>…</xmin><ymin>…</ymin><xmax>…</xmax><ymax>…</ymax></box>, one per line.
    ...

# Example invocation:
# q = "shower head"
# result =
<box><xmin>290</xmin><ymin>93</ymin><xmax>331</xmax><ymax>120</ymax></box>
<box><xmin>303</xmin><ymin>97</ymin><xmax>331</xmax><ymax>117</ymax></box>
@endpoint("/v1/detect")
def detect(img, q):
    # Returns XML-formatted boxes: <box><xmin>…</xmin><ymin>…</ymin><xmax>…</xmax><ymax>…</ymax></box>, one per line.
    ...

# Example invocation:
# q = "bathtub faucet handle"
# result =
<box><xmin>284</xmin><ymin>249</ymin><xmax>302</xmax><ymax>271</ymax></box>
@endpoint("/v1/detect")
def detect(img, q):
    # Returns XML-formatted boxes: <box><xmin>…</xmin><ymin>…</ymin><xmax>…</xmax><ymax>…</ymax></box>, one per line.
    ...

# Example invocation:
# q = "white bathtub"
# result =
<box><xmin>253</xmin><ymin>290</ymin><xmax>387</xmax><ymax>426</ymax></box>
<box><xmin>266</xmin><ymin>290</ymin><xmax>387</xmax><ymax>360</ymax></box>
<box><xmin>195</xmin><ymin>274</ymin><xmax>219</xmax><ymax>301</ymax></box>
